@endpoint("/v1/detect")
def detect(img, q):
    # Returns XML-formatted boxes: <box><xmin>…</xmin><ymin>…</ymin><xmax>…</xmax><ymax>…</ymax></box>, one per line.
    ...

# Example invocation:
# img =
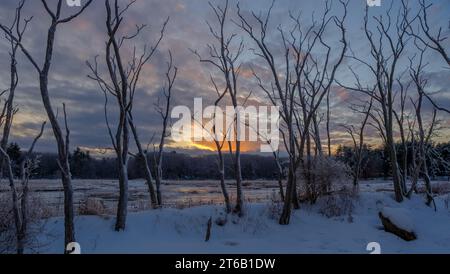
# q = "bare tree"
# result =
<box><xmin>0</xmin><ymin>0</ymin><xmax>31</xmax><ymax>178</ymax></box>
<box><xmin>406</xmin><ymin>116</ymin><xmax>420</xmax><ymax>198</ymax></box>
<box><xmin>124</xmin><ymin>23</ymin><xmax>171</xmax><ymax>209</ymax></box>
<box><xmin>0</xmin><ymin>117</ymin><xmax>45</xmax><ymax>254</ymax></box>
<box><xmin>237</xmin><ymin>0</ymin><xmax>348</xmax><ymax>224</ymax></box>
<box><xmin>342</xmin><ymin>98</ymin><xmax>373</xmax><ymax>188</ymax></box>
<box><xmin>254</xmin><ymin>128</ymin><xmax>285</xmax><ymax>202</ymax></box>
<box><xmin>340</xmin><ymin>1</ymin><xmax>415</xmax><ymax>202</ymax></box>
<box><xmin>0</xmin><ymin>0</ymin><xmax>93</xmax><ymax>250</ymax></box>
<box><xmin>193</xmin><ymin>77</ymin><xmax>232</xmax><ymax>213</ymax></box>
<box><xmin>193</xmin><ymin>0</ymin><xmax>246</xmax><ymax>216</ymax></box>
<box><xmin>409</xmin><ymin>45</ymin><xmax>438</xmax><ymax>209</ymax></box>
<box><xmin>393</xmin><ymin>77</ymin><xmax>412</xmax><ymax>195</ymax></box>
<box><xmin>87</xmin><ymin>0</ymin><xmax>169</xmax><ymax>228</ymax></box>
<box><xmin>152</xmin><ymin>51</ymin><xmax>177</xmax><ymax>206</ymax></box>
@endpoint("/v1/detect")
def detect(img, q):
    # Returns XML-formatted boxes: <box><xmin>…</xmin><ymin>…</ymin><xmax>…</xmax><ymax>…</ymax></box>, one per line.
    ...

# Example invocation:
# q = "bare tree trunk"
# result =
<box><xmin>326</xmin><ymin>90</ymin><xmax>331</xmax><ymax>157</ymax></box>
<box><xmin>421</xmin><ymin>159</ymin><xmax>434</xmax><ymax>207</ymax></box>
<box><xmin>154</xmin><ymin>169</ymin><xmax>163</xmax><ymax>206</ymax></box>
<box><xmin>234</xmin><ymin>140</ymin><xmax>244</xmax><ymax>216</ymax></box>
<box><xmin>407</xmin><ymin>133</ymin><xmax>420</xmax><ymax>198</ymax></box>
<box><xmin>153</xmin><ymin>53</ymin><xmax>176</xmax><ymax>207</ymax></box>
<box><xmin>305</xmin><ymin>132</ymin><xmax>314</xmax><ymax>202</ymax></box>
<box><xmin>116</xmin><ymin>163</ymin><xmax>128</xmax><ymax>230</ymax></box>
<box><xmin>387</xmin><ymin>129</ymin><xmax>404</xmax><ymax>202</ymax></box>
<box><xmin>128</xmin><ymin>118</ymin><xmax>158</xmax><ymax>208</ymax></box>
<box><xmin>280</xmin><ymin>163</ymin><xmax>295</xmax><ymax>224</ymax></box>
<box><xmin>218</xmin><ymin>150</ymin><xmax>231</xmax><ymax>213</ymax></box>
<box><xmin>312</xmin><ymin>114</ymin><xmax>322</xmax><ymax>156</ymax></box>
<box><xmin>61</xmin><ymin>174</ymin><xmax>75</xmax><ymax>246</ymax></box>
<box><xmin>276</xmin><ymin>161</ymin><xmax>285</xmax><ymax>201</ymax></box>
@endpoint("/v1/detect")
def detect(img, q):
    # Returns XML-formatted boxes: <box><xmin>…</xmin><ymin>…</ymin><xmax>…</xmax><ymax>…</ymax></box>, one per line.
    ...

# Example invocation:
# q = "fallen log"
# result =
<box><xmin>379</xmin><ymin>211</ymin><xmax>417</xmax><ymax>241</ymax></box>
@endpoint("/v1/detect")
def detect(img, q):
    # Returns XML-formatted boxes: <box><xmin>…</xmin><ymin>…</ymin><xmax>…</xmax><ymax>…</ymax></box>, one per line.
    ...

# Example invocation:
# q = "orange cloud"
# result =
<box><xmin>192</xmin><ymin>140</ymin><xmax>262</xmax><ymax>153</ymax></box>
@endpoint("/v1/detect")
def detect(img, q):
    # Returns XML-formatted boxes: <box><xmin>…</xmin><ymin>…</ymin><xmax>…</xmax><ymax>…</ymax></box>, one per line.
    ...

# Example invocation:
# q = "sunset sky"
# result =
<box><xmin>0</xmin><ymin>0</ymin><xmax>449</xmax><ymax>156</ymax></box>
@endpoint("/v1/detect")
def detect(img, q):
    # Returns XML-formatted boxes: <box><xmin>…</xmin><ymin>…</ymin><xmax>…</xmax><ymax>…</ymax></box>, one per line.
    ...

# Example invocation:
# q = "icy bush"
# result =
<box><xmin>0</xmin><ymin>194</ymin><xmax>51</xmax><ymax>254</ymax></box>
<box><xmin>0</xmin><ymin>195</ymin><xmax>15</xmax><ymax>253</ymax></box>
<box><xmin>78</xmin><ymin>197</ymin><xmax>106</xmax><ymax>216</ymax></box>
<box><xmin>318</xmin><ymin>186</ymin><xmax>355</xmax><ymax>220</ymax></box>
<box><xmin>265</xmin><ymin>191</ymin><xmax>283</xmax><ymax>220</ymax></box>
<box><xmin>297</xmin><ymin>156</ymin><xmax>352</xmax><ymax>203</ymax></box>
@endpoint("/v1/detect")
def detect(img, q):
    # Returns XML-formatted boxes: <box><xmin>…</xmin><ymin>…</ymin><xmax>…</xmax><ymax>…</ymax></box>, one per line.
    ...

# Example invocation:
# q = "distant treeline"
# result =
<box><xmin>3</xmin><ymin>142</ymin><xmax>450</xmax><ymax>180</ymax></box>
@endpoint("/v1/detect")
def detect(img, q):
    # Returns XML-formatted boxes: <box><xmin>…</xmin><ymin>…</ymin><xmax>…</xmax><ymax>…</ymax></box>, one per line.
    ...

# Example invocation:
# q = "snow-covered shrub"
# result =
<box><xmin>0</xmin><ymin>194</ymin><xmax>51</xmax><ymax>254</ymax></box>
<box><xmin>0</xmin><ymin>195</ymin><xmax>15</xmax><ymax>253</ymax></box>
<box><xmin>318</xmin><ymin>186</ymin><xmax>355</xmax><ymax>219</ymax></box>
<box><xmin>78</xmin><ymin>197</ymin><xmax>106</xmax><ymax>216</ymax></box>
<box><xmin>265</xmin><ymin>190</ymin><xmax>283</xmax><ymax>220</ymax></box>
<box><xmin>297</xmin><ymin>156</ymin><xmax>352</xmax><ymax>204</ymax></box>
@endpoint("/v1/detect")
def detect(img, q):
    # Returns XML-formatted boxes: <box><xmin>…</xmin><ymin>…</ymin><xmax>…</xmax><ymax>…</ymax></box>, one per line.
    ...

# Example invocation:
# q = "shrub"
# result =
<box><xmin>78</xmin><ymin>197</ymin><xmax>106</xmax><ymax>216</ymax></box>
<box><xmin>318</xmin><ymin>186</ymin><xmax>355</xmax><ymax>220</ymax></box>
<box><xmin>0</xmin><ymin>195</ymin><xmax>15</xmax><ymax>254</ymax></box>
<box><xmin>297</xmin><ymin>156</ymin><xmax>352</xmax><ymax>204</ymax></box>
<box><xmin>265</xmin><ymin>190</ymin><xmax>283</xmax><ymax>220</ymax></box>
<box><xmin>0</xmin><ymin>193</ymin><xmax>51</xmax><ymax>254</ymax></box>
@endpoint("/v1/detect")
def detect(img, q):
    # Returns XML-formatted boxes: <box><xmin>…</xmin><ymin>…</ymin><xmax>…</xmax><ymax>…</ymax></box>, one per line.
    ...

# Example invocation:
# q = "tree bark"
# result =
<box><xmin>115</xmin><ymin>163</ymin><xmax>128</xmax><ymax>230</ymax></box>
<box><xmin>218</xmin><ymin>150</ymin><xmax>231</xmax><ymax>213</ymax></box>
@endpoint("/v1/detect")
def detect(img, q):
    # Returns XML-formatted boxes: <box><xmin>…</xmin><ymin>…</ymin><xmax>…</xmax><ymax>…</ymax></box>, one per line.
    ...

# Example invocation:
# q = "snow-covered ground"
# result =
<box><xmin>35</xmin><ymin>191</ymin><xmax>450</xmax><ymax>254</ymax></box>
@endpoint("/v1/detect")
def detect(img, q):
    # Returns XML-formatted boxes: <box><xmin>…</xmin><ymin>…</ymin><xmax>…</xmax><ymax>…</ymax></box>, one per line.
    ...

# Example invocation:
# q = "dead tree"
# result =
<box><xmin>0</xmin><ymin>0</ymin><xmax>93</xmax><ymax>250</ymax></box>
<box><xmin>311</xmin><ymin>113</ymin><xmax>324</xmax><ymax>157</ymax></box>
<box><xmin>191</xmin><ymin>76</ymin><xmax>233</xmax><ymax>213</ymax></box>
<box><xmin>0</xmin><ymin>119</ymin><xmax>45</xmax><ymax>254</ymax></box>
<box><xmin>393</xmin><ymin>78</ymin><xmax>412</xmax><ymax>195</ymax></box>
<box><xmin>406</xmin><ymin>117</ymin><xmax>420</xmax><ymax>198</ymax></box>
<box><xmin>193</xmin><ymin>0</ymin><xmax>246</xmax><ymax>216</ymax></box>
<box><xmin>0</xmin><ymin>0</ymin><xmax>30</xmax><ymax>178</ymax></box>
<box><xmin>254</xmin><ymin>127</ymin><xmax>285</xmax><ymax>202</ymax></box>
<box><xmin>152</xmin><ymin>52</ymin><xmax>177</xmax><ymax>206</ymax></box>
<box><xmin>237</xmin><ymin>2</ymin><xmax>301</xmax><ymax>215</ymax></box>
<box><xmin>237</xmin><ymin>0</ymin><xmax>348</xmax><ymax>224</ymax></box>
<box><xmin>340</xmin><ymin>1</ymin><xmax>414</xmax><ymax>203</ymax></box>
<box><xmin>342</xmin><ymin>98</ymin><xmax>373</xmax><ymax>188</ymax></box>
<box><xmin>87</xmin><ymin>0</ymin><xmax>169</xmax><ymax>228</ymax></box>
<box><xmin>125</xmin><ymin>20</ymin><xmax>170</xmax><ymax>209</ymax></box>
<box><xmin>409</xmin><ymin>46</ymin><xmax>438</xmax><ymax>209</ymax></box>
